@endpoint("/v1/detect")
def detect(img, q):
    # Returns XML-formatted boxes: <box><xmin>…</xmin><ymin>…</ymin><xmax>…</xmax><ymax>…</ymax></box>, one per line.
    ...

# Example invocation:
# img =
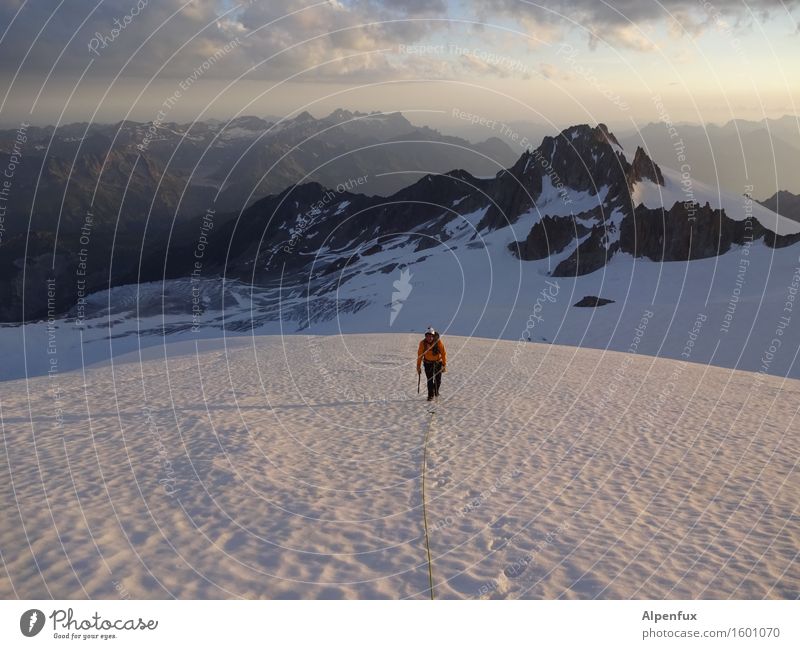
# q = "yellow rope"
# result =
<box><xmin>421</xmin><ymin>407</ymin><xmax>436</xmax><ymax>600</ymax></box>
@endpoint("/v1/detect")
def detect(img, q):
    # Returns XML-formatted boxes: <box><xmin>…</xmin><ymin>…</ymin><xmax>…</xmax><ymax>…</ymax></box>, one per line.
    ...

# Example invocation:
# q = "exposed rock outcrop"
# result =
<box><xmin>509</xmin><ymin>215</ymin><xmax>590</xmax><ymax>260</ymax></box>
<box><xmin>628</xmin><ymin>146</ymin><xmax>665</xmax><ymax>186</ymax></box>
<box><xmin>619</xmin><ymin>202</ymin><xmax>764</xmax><ymax>262</ymax></box>
<box><xmin>553</xmin><ymin>227</ymin><xmax>619</xmax><ymax>276</ymax></box>
<box><xmin>574</xmin><ymin>296</ymin><xmax>615</xmax><ymax>307</ymax></box>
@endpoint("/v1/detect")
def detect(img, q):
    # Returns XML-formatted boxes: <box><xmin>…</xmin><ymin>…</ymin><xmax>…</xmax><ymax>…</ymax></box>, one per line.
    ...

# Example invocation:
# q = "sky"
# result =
<box><xmin>0</xmin><ymin>0</ymin><xmax>798</xmax><ymax>130</ymax></box>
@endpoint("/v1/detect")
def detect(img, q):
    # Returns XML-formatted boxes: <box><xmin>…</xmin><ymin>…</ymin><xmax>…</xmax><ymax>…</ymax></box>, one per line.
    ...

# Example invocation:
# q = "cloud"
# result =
<box><xmin>0</xmin><ymin>0</ymin><xmax>797</xmax><ymax>91</ymax></box>
<box><xmin>0</xmin><ymin>0</ymin><xmax>243</xmax><ymax>77</ymax></box>
<box><xmin>0</xmin><ymin>0</ymin><xmax>451</xmax><ymax>84</ymax></box>
<box><xmin>666</xmin><ymin>11</ymin><xmax>707</xmax><ymax>40</ymax></box>
<box><xmin>481</xmin><ymin>0</ymin><xmax>800</xmax><ymax>49</ymax></box>
<box><xmin>537</xmin><ymin>62</ymin><xmax>571</xmax><ymax>81</ymax></box>
<box><xmin>587</xmin><ymin>24</ymin><xmax>657</xmax><ymax>51</ymax></box>
<box><xmin>455</xmin><ymin>50</ymin><xmax>531</xmax><ymax>78</ymax></box>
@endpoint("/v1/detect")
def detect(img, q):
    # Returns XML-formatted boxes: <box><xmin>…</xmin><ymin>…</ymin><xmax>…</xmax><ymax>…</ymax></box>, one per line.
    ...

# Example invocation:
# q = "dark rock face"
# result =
<box><xmin>500</xmin><ymin>124</ymin><xmax>666</xmax><ymax>274</ymax></box>
<box><xmin>509</xmin><ymin>215</ymin><xmax>590</xmax><ymax>260</ymax></box>
<box><xmin>573</xmin><ymin>205</ymin><xmax>605</xmax><ymax>221</ymax></box>
<box><xmin>478</xmin><ymin>123</ymin><xmax>665</xmax><ymax>233</ymax></box>
<box><xmin>765</xmin><ymin>230</ymin><xmax>800</xmax><ymax>249</ymax></box>
<box><xmin>629</xmin><ymin>146</ymin><xmax>665</xmax><ymax>186</ymax></box>
<box><xmin>362</xmin><ymin>243</ymin><xmax>383</xmax><ymax>256</ymax></box>
<box><xmin>0</xmin><ymin>250</ymin><xmax>74</xmax><ymax>323</ymax></box>
<box><xmin>553</xmin><ymin>227</ymin><xmax>618</xmax><ymax>276</ymax></box>
<box><xmin>619</xmin><ymin>202</ymin><xmax>764</xmax><ymax>262</ymax></box>
<box><xmin>478</xmin><ymin>154</ymin><xmax>542</xmax><ymax>231</ymax></box>
<box><xmin>321</xmin><ymin>253</ymin><xmax>360</xmax><ymax>275</ymax></box>
<box><xmin>538</xmin><ymin>124</ymin><xmax>628</xmax><ymax>194</ymax></box>
<box><xmin>574</xmin><ymin>296</ymin><xmax>615</xmax><ymax>307</ymax></box>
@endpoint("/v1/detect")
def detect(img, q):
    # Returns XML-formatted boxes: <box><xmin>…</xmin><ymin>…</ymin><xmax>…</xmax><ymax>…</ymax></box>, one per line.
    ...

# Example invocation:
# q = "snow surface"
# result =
<box><xmin>6</xmin><ymin>218</ymin><xmax>799</xmax><ymax>383</ymax></box>
<box><xmin>633</xmin><ymin>167</ymin><xmax>800</xmax><ymax>236</ymax></box>
<box><xmin>532</xmin><ymin>176</ymin><xmax>608</xmax><ymax>219</ymax></box>
<box><xmin>1</xmin><ymin>334</ymin><xmax>797</xmax><ymax>598</ymax></box>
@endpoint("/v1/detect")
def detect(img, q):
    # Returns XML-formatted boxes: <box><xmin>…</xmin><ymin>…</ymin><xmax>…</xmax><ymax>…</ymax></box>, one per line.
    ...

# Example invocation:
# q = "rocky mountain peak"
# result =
<box><xmin>557</xmin><ymin>123</ymin><xmax>623</xmax><ymax>151</ymax></box>
<box><xmin>629</xmin><ymin>146</ymin><xmax>665</xmax><ymax>186</ymax></box>
<box><xmin>759</xmin><ymin>190</ymin><xmax>800</xmax><ymax>223</ymax></box>
<box><xmin>326</xmin><ymin>108</ymin><xmax>356</xmax><ymax>122</ymax></box>
<box><xmin>477</xmin><ymin>123</ymin><xmax>637</xmax><ymax>231</ymax></box>
<box><xmin>227</xmin><ymin>115</ymin><xmax>269</xmax><ymax>130</ymax></box>
<box><xmin>596</xmin><ymin>123</ymin><xmax>623</xmax><ymax>149</ymax></box>
<box><xmin>292</xmin><ymin>110</ymin><xmax>316</xmax><ymax>123</ymax></box>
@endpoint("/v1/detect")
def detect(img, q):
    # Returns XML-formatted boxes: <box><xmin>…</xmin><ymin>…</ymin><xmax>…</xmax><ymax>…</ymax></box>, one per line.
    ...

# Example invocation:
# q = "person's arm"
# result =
<box><xmin>416</xmin><ymin>341</ymin><xmax>423</xmax><ymax>373</ymax></box>
<box><xmin>440</xmin><ymin>340</ymin><xmax>446</xmax><ymax>368</ymax></box>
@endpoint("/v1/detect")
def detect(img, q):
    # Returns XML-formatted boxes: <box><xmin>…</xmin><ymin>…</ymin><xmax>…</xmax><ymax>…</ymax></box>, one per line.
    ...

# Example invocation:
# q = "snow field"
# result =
<box><xmin>1</xmin><ymin>334</ymin><xmax>798</xmax><ymax>599</ymax></box>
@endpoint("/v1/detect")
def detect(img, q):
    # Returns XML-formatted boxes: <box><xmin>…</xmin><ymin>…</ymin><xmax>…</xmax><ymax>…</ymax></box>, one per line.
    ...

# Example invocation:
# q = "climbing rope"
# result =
<box><xmin>421</xmin><ymin>405</ymin><xmax>436</xmax><ymax>600</ymax></box>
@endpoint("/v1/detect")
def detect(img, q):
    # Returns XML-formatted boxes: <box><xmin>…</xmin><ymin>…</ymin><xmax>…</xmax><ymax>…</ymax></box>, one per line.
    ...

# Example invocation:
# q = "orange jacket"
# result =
<box><xmin>417</xmin><ymin>338</ymin><xmax>446</xmax><ymax>372</ymax></box>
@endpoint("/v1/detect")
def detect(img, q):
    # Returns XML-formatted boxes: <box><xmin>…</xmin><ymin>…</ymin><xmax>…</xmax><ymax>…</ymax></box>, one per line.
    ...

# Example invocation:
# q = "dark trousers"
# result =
<box><xmin>423</xmin><ymin>361</ymin><xmax>442</xmax><ymax>398</ymax></box>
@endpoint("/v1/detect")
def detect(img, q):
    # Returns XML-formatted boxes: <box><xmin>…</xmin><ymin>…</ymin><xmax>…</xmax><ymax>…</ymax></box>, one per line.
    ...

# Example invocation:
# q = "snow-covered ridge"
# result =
<box><xmin>7</xmin><ymin>207</ymin><xmax>800</xmax><ymax>383</ymax></box>
<box><xmin>633</xmin><ymin>167</ymin><xmax>800</xmax><ymax>237</ymax></box>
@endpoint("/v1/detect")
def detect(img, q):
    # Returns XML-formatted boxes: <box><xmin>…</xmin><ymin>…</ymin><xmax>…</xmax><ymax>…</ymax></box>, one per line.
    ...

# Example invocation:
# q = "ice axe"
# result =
<box><xmin>417</xmin><ymin>370</ymin><xmax>421</xmax><ymax>394</ymax></box>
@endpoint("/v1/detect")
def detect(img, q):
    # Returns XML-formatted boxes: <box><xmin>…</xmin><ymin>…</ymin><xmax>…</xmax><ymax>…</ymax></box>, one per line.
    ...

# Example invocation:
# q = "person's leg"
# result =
<box><xmin>434</xmin><ymin>362</ymin><xmax>442</xmax><ymax>397</ymax></box>
<box><xmin>423</xmin><ymin>362</ymin><xmax>435</xmax><ymax>398</ymax></box>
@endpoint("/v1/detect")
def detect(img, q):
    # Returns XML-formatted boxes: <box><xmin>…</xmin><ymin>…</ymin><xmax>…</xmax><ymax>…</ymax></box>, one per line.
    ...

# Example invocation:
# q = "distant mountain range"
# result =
<box><xmin>0</xmin><ymin>109</ymin><xmax>516</xmax><ymax>322</ymax></box>
<box><xmin>758</xmin><ymin>190</ymin><xmax>800</xmax><ymax>223</ymax></box>
<box><xmin>2</xmin><ymin>117</ymin><xmax>800</xmax><ymax>331</ymax></box>
<box><xmin>0</xmin><ymin>109</ymin><xmax>516</xmax><ymax>237</ymax></box>
<box><xmin>6</xmin><ymin>112</ymin><xmax>800</xmax><ymax>322</ymax></box>
<box><xmin>617</xmin><ymin>115</ymin><xmax>800</xmax><ymax>199</ymax></box>
<box><xmin>132</xmin><ymin>122</ymin><xmax>798</xmax><ymax>292</ymax></box>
